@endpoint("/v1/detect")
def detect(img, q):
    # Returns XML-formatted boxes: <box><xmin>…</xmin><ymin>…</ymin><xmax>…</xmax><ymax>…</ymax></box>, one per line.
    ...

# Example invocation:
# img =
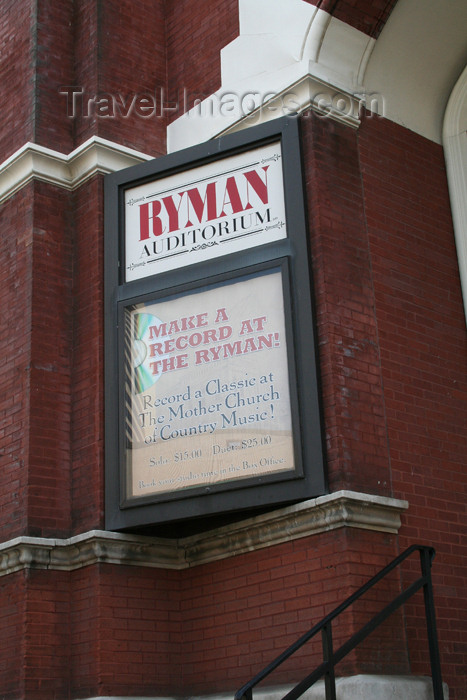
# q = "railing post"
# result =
<box><xmin>321</xmin><ymin>623</ymin><xmax>336</xmax><ymax>700</ymax></box>
<box><xmin>234</xmin><ymin>546</ymin><xmax>444</xmax><ymax>700</ymax></box>
<box><xmin>420</xmin><ymin>548</ymin><xmax>444</xmax><ymax>700</ymax></box>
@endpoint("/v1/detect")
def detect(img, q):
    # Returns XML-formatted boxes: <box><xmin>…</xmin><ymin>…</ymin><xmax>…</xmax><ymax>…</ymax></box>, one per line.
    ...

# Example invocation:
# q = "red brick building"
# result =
<box><xmin>0</xmin><ymin>1</ymin><xmax>466</xmax><ymax>698</ymax></box>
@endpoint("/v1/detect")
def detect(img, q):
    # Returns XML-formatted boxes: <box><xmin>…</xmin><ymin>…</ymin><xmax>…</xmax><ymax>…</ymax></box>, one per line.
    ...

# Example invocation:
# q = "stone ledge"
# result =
<box><xmin>167</xmin><ymin>2</ymin><xmax>376</xmax><ymax>151</ymax></box>
<box><xmin>217</xmin><ymin>73</ymin><xmax>363</xmax><ymax>142</ymax></box>
<box><xmin>81</xmin><ymin>675</ymin><xmax>449</xmax><ymax>700</ymax></box>
<box><xmin>182</xmin><ymin>490</ymin><xmax>408</xmax><ymax>566</ymax></box>
<box><xmin>243</xmin><ymin>676</ymin><xmax>449</xmax><ymax>699</ymax></box>
<box><xmin>0</xmin><ymin>137</ymin><xmax>153</xmax><ymax>205</ymax></box>
<box><xmin>0</xmin><ymin>491</ymin><xmax>407</xmax><ymax>576</ymax></box>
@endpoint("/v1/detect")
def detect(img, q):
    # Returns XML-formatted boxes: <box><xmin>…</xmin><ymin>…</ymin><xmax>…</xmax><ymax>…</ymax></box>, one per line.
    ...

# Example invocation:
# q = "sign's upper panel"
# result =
<box><xmin>124</xmin><ymin>141</ymin><xmax>286</xmax><ymax>281</ymax></box>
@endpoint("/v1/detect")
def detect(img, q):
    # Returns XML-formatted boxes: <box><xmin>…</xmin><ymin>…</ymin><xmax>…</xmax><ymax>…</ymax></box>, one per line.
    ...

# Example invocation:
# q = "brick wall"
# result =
<box><xmin>165</xmin><ymin>0</ymin><xmax>239</xmax><ymax>121</ymax></box>
<box><xmin>0</xmin><ymin>186</ymin><xmax>33</xmax><ymax>539</ymax></box>
<box><xmin>359</xmin><ymin>113</ymin><xmax>467</xmax><ymax>699</ymax></box>
<box><xmin>302</xmin><ymin>0</ymin><xmax>399</xmax><ymax>38</ymax></box>
<box><xmin>0</xmin><ymin>564</ymin><xmax>181</xmax><ymax>699</ymax></box>
<box><xmin>301</xmin><ymin>111</ymin><xmax>392</xmax><ymax>497</ymax></box>
<box><xmin>23</xmin><ymin>570</ymin><xmax>71</xmax><ymax>699</ymax></box>
<box><xmin>0</xmin><ymin>178</ymin><xmax>102</xmax><ymax>539</ymax></box>
<box><xmin>34</xmin><ymin>0</ymin><xmax>74</xmax><ymax>154</ymax></box>
<box><xmin>28</xmin><ymin>182</ymin><xmax>73</xmax><ymax>537</ymax></box>
<box><xmin>174</xmin><ymin>529</ymin><xmax>403</xmax><ymax>694</ymax></box>
<box><xmin>1</xmin><ymin>0</ymin><xmax>238</xmax><ymax>158</ymax></box>
<box><xmin>73</xmin><ymin>0</ymin><xmax>167</xmax><ymax>155</ymax></box>
<box><xmin>0</xmin><ymin>531</ymin><xmax>404</xmax><ymax>698</ymax></box>
<box><xmin>0</xmin><ymin>181</ymin><xmax>73</xmax><ymax>539</ymax></box>
<box><xmin>91</xmin><ymin>564</ymin><xmax>181</xmax><ymax>696</ymax></box>
<box><xmin>0</xmin><ymin>572</ymin><xmax>26</xmax><ymax>698</ymax></box>
<box><xmin>0</xmin><ymin>1</ymin><xmax>35</xmax><ymax>161</ymax></box>
<box><xmin>71</xmin><ymin>176</ymin><xmax>105</xmax><ymax>532</ymax></box>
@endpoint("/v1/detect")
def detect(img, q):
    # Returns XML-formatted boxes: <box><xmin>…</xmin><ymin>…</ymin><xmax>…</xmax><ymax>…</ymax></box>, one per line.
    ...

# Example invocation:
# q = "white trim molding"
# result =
<box><xmin>249</xmin><ymin>677</ymin><xmax>449</xmax><ymax>699</ymax></box>
<box><xmin>213</xmin><ymin>74</ymin><xmax>363</xmax><ymax>141</ymax></box>
<box><xmin>167</xmin><ymin>1</ymin><xmax>375</xmax><ymax>151</ymax></box>
<box><xmin>0</xmin><ymin>491</ymin><xmax>407</xmax><ymax>576</ymax></box>
<box><xmin>78</xmin><ymin>675</ymin><xmax>449</xmax><ymax>700</ymax></box>
<box><xmin>193</xmin><ymin>677</ymin><xmax>448</xmax><ymax>700</ymax></box>
<box><xmin>443</xmin><ymin>64</ymin><xmax>467</xmax><ymax>323</ymax></box>
<box><xmin>0</xmin><ymin>136</ymin><xmax>153</xmax><ymax>205</ymax></box>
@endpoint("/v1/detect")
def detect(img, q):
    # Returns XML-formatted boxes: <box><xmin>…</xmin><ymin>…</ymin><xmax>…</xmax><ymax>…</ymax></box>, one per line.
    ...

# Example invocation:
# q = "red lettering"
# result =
<box><xmin>243</xmin><ymin>166</ymin><xmax>269</xmax><ymax>209</ymax></box>
<box><xmin>220</xmin><ymin>176</ymin><xmax>244</xmax><ymax>216</ymax></box>
<box><xmin>139</xmin><ymin>166</ymin><xmax>270</xmax><ymax>241</ymax></box>
<box><xmin>185</xmin><ymin>182</ymin><xmax>217</xmax><ymax>227</ymax></box>
<box><xmin>148</xmin><ymin>323</ymin><xmax>167</xmax><ymax>339</ymax></box>
<box><xmin>139</xmin><ymin>201</ymin><xmax>164</xmax><ymax>240</ymax></box>
<box><xmin>162</xmin><ymin>194</ymin><xmax>184</xmax><ymax>232</ymax></box>
<box><xmin>150</xmin><ymin>354</ymin><xmax>188</xmax><ymax>375</ymax></box>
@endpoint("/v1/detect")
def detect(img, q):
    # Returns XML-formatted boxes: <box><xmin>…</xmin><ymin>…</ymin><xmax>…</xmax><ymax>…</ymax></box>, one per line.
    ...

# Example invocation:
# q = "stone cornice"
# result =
<box><xmin>167</xmin><ymin>2</ymin><xmax>375</xmax><ymax>151</ymax></box>
<box><xmin>86</xmin><ymin>675</ymin><xmax>446</xmax><ymax>700</ymax></box>
<box><xmin>0</xmin><ymin>491</ymin><xmax>407</xmax><ymax>577</ymax></box>
<box><xmin>168</xmin><ymin>66</ymin><xmax>365</xmax><ymax>153</ymax></box>
<box><xmin>0</xmin><ymin>530</ymin><xmax>183</xmax><ymax>576</ymax></box>
<box><xmin>215</xmin><ymin>73</ymin><xmax>363</xmax><ymax>143</ymax></box>
<box><xmin>0</xmin><ymin>137</ymin><xmax>153</xmax><ymax>205</ymax></box>
<box><xmin>182</xmin><ymin>490</ymin><xmax>407</xmax><ymax>566</ymax></box>
<box><xmin>89</xmin><ymin>675</ymin><xmax>447</xmax><ymax>700</ymax></box>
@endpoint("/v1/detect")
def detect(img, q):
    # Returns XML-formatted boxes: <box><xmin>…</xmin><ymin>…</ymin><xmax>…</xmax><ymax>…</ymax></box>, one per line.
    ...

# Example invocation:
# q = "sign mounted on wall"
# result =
<box><xmin>105</xmin><ymin>116</ymin><xmax>326</xmax><ymax>531</ymax></box>
<box><xmin>124</xmin><ymin>141</ymin><xmax>286</xmax><ymax>280</ymax></box>
<box><xmin>124</xmin><ymin>268</ymin><xmax>295</xmax><ymax>502</ymax></box>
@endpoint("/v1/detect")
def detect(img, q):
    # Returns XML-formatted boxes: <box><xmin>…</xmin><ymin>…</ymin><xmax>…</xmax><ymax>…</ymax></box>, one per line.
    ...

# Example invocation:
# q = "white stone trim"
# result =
<box><xmin>182</xmin><ymin>490</ymin><xmax>407</xmax><ymax>567</ymax></box>
<box><xmin>0</xmin><ymin>529</ymin><xmax>185</xmax><ymax>575</ymax></box>
<box><xmin>78</xmin><ymin>675</ymin><xmax>448</xmax><ymax>700</ymax></box>
<box><xmin>0</xmin><ymin>137</ymin><xmax>153</xmax><ymax>205</ymax></box>
<box><xmin>214</xmin><ymin>74</ymin><xmax>362</xmax><ymax>141</ymax></box>
<box><xmin>167</xmin><ymin>2</ymin><xmax>375</xmax><ymax>152</ymax></box>
<box><xmin>443</xmin><ymin>64</ymin><xmax>467</xmax><ymax>323</ymax></box>
<box><xmin>362</xmin><ymin>2</ymin><xmax>467</xmax><ymax>145</ymax></box>
<box><xmin>167</xmin><ymin>64</ymin><xmax>364</xmax><ymax>153</ymax></box>
<box><xmin>0</xmin><ymin>491</ymin><xmax>407</xmax><ymax>576</ymax></box>
<box><xmin>195</xmin><ymin>676</ymin><xmax>448</xmax><ymax>699</ymax></box>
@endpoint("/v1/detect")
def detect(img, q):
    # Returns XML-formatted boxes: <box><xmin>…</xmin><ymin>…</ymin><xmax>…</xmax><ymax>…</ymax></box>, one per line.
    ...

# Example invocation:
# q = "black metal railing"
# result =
<box><xmin>234</xmin><ymin>544</ymin><xmax>444</xmax><ymax>700</ymax></box>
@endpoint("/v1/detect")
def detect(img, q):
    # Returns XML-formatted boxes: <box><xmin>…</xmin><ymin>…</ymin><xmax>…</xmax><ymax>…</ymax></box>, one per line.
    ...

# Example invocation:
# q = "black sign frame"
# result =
<box><xmin>104</xmin><ymin>116</ymin><xmax>326</xmax><ymax>532</ymax></box>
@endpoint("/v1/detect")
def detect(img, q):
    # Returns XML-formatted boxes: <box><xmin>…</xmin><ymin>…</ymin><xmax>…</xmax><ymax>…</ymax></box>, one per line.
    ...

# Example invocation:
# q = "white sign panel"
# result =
<box><xmin>124</xmin><ymin>269</ymin><xmax>294</xmax><ymax>500</ymax></box>
<box><xmin>124</xmin><ymin>142</ymin><xmax>286</xmax><ymax>281</ymax></box>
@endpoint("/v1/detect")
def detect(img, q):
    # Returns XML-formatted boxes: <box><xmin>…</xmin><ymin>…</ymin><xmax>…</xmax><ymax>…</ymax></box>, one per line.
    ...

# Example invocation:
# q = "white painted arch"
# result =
<box><xmin>443</xmin><ymin>64</ymin><xmax>467</xmax><ymax>321</ymax></box>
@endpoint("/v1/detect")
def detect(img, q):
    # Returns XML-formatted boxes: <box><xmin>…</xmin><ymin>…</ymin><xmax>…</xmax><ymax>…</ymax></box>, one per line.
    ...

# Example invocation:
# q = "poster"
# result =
<box><xmin>124</xmin><ymin>141</ymin><xmax>286</xmax><ymax>281</ymax></box>
<box><xmin>124</xmin><ymin>268</ymin><xmax>295</xmax><ymax>500</ymax></box>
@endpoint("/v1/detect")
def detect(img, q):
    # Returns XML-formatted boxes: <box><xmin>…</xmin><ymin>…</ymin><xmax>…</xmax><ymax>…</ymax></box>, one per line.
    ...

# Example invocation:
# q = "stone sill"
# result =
<box><xmin>0</xmin><ymin>137</ymin><xmax>152</xmax><ymax>205</ymax></box>
<box><xmin>0</xmin><ymin>491</ymin><xmax>407</xmax><ymax>576</ymax></box>
<box><xmin>82</xmin><ymin>675</ymin><xmax>449</xmax><ymax>699</ymax></box>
